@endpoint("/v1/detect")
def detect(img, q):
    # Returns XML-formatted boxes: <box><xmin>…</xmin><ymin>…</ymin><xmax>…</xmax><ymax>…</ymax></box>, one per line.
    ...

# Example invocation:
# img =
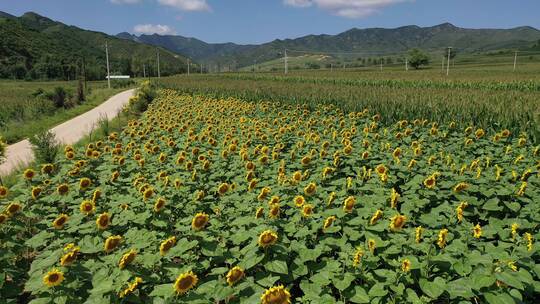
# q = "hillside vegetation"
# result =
<box><xmin>119</xmin><ymin>23</ymin><xmax>540</xmax><ymax>68</ymax></box>
<box><xmin>0</xmin><ymin>12</ymin><xmax>191</xmax><ymax>80</ymax></box>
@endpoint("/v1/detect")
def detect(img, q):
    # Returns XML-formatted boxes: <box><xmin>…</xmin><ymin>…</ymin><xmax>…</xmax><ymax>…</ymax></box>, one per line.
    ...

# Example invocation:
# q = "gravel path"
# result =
<box><xmin>0</xmin><ymin>89</ymin><xmax>135</xmax><ymax>176</ymax></box>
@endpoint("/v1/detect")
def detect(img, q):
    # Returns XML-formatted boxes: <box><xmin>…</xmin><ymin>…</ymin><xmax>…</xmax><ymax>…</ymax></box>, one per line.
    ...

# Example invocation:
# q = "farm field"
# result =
<box><xmin>0</xmin><ymin>84</ymin><xmax>538</xmax><ymax>303</ymax></box>
<box><xmin>160</xmin><ymin>68</ymin><xmax>540</xmax><ymax>142</ymax></box>
<box><xmin>0</xmin><ymin>80</ymin><xmax>135</xmax><ymax>144</ymax></box>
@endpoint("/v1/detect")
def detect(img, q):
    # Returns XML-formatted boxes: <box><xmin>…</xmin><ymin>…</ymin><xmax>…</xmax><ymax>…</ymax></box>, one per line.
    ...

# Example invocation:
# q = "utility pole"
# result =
<box><xmin>157</xmin><ymin>49</ymin><xmax>161</xmax><ymax>78</ymax></box>
<box><xmin>82</xmin><ymin>56</ymin><xmax>87</xmax><ymax>90</ymax></box>
<box><xmin>201</xmin><ymin>63</ymin><xmax>203</xmax><ymax>74</ymax></box>
<box><xmin>441</xmin><ymin>56</ymin><xmax>445</xmax><ymax>73</ymax></box>
<box><xmin>446</xmin><ymin>47</ymin><xmax>452</xmax><ymax>76</ymax></box>
<box><xmin>143</xmin><ymin>64</ymin><xmax>146</xmax><ymax>78</ymax></box>
<box><xmin>513</xmin><ymin>51</ymin><xmax>518</xmax><ymax>71</ymax></box>
<box><xmin>380</xmin><ymin>59</ymin><xmax>383</xmax><ymax>71</ymax></box>
<box><xmin>105</xmin><ymin>42</ymin><xmax>111</xmax><ymax>88</ymax></box>
<box><xmin>330</xmin><ymin>63</ymin><xmax>333</xmax><ymax>72</ymax></box>
<box><xmin>405</xmin><ymin>58</ymin><xmax>408</xmax><ymax>71</ymax></box>
<box><xmin>187</xmin><ymin>59</ymin><xmax>190</xmax><ymax>75</ymax></box>
<box><xmin>284</xmin><ymin>49</ymin><xmax>288</xmax><ymax>74</ymax></box>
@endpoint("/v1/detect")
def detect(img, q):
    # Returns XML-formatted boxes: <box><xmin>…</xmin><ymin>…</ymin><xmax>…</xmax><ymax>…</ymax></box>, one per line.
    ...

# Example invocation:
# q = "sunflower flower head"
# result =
<box><xmin>352</xmin><ymin>248</ymin><xmax>364</xmax><ymax>267</ymax></box>
<box><xmin>173</xmin><ymin>271</ymin><xmax>198</xmax><ymax>295</ymax></box>
<box><xmin>160</xmin><ymin>236</ymin><xmax>176</xmax><ymax>256</ymax></box>
<box><xmin>258</xmin><ymin>230</ymin><xmax>278</xmax><ymax>248</ymax></box>
<box><xmin>43</xmin><ymin>269</ymin><xmax>64</xmax><ymax>288</ymax></box>
<box><xmin>80</xmin><ymin>200</ymin><xmax>95</xmax><ymax>216</ymax></box>
<box><xmin>473</xmin><ymin>223</ymin><xmax>482</xmax><ymax>239</ymax></box>
<box><xmin>96</xmin><ymin>212</ymin><xmax>111</xmax><ymax>230</ymax></box>
<box><xmin>415</xmin><ymin>226</ymin><xmax>423</xmax><ymax>243</ymax></box>
<box><xmin>304</xmin><ymin>182</ymin><xmax>316</xmax><ymax>196</ymax></box>
<box><xmin>323</xmin><ymin>216</ymin><xmax>336</xmax><ymax>231</ymax></box>
<box><xmin>370</xmin><ymin>210</ymin><xmax>383</xmax><ymax>225</ymax></box>
<box><xmin>401</xmin><ymin>259</ymin><xmax>411</xmax><ymax>272</ymax></box>
<box><xmin>390</xmin><ymin>214</ymin><xmax>406</xmax><ymax>231</ymax></box>
<box><xmin>119</xmin><ymin>277</ymin><xmax>143</xmax><ymax>298</ymax></box>
<box><xmin>226</xmin><ymin>266</ymin><xmax>245</xmax><ymax>286</ymax></box>
<box><xmin>104</xmin><ymin>235</ymin><xmax>122</xmax><ymax>253</ymax></box>
<box><xmin>437</xmin><ymin>229</ymin><xmax>449</xmax><ymax>249</ymax></box>
<box><xmin>53</xmin><ymin>214</ymin><xmax>69</xmax><ymax>229</ymax></box>
<box><xmin>118</xmin><ymin>249</ymin><xmax>137</xmax><ymax>269</ymax></box>
<box><xmin>191</xmin><ymin>212</ymin><xmax>209</xmax><ymax>231</ymax></box>
<box><xmin>343</xmin><ymin>196</ymin><xmax>356</xmax><ymax>213</ymax></box>
<box><xmin>261</xmin><ymin>285</ymin><xmax>291</xmax><ymax>304</ymax></box>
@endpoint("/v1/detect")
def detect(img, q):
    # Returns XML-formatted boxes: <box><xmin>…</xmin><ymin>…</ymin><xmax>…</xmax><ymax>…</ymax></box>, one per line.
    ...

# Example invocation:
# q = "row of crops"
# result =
<box><xmin>160</xmin><ymin>75</ymin><xmax>540</xmax><ymax>143</ymax></box>
<box><xmin>0</xmin><ymin>89</ymin><xmax>538</xmax><ymax>303</ymax></box>
<box><xmin>221</xmin><ymin>74</ymin><xmax>540</xmax><ymax>92</ymax></box>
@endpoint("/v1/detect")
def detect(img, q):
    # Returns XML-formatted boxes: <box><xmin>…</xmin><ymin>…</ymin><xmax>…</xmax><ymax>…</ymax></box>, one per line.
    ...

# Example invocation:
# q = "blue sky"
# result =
<box><xmin>1</xmin><ymin>0</ymin><xmax>540</xmax><ymax>44</ymax></box>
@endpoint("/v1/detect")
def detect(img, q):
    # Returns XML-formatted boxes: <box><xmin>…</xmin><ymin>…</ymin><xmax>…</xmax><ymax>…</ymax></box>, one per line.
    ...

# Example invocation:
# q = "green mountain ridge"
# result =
<box><xmin>118</xmin><ymin>22</ymin><xmax>540</xmax><ymax>68</ymax></box>
<box><xmin>0</xmin><ymin>11</ymin><xmax>191</xmax><ymax>80</ymax></box>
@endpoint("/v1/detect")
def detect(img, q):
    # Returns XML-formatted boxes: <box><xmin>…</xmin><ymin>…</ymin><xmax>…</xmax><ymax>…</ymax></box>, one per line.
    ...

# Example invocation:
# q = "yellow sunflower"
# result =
<box><xmin>173</xmin><ymin>271</ymin><xmax>198</xmax><ymax>295</ymax></box>
<box><xmin>217</xmin><ymin>183</ymin><xmax>229</xmax><ymax>195</ymax></box>
<box><xmin>389</xmin><ymin>214</ymin><xmax>406</xmax><ymax>231</ymax></box>
<box><xmin>453</xmin><ymin>182</ymin><xmax>469</xmax><ymax>193</ymax></box>
<box><xmin>160</xmin><ymin>236</ymin><xmax>177</xmax><ymax>256</ymax></box>
<box><xmin>304</xmin><ymin>182</ymin><xmax>316</xmax><ymax>196</ymax></box>
<box><xmin>437</xmin><ymin>229</ymin><xmax>448</xmax><ymax>249</ymax></box>
<box><xmin>118</xmin><ymin>249</ymin><xmax>137</xmax><ymax>269</ymax></box>
<box><xmin>119</xmin><ymin>277</ymin><xmax>143</xmax><ymax>298</ymax></box>
<box><xmin>96</xmin><ymin>212</ymin><xmax>111</xmax><ymax>230</ymax></box>
<box><xmin>0</xmin><ymin>213</ymin><xmax>8</xmax><ymax>224</ymax></box>
<box><xmin>293</xmin><ymin>195</ymin><xmax>305</xmax><ymax>207</ymax></box>
<box><xmin>323</xmin><ymin>216</ymin><xmax>336</xmax><ymax>230</ymax></box>
<box><xmin>368</xmin><ymin>239</ymin><xmax>376</xmax><ymax>254</ymax></box>
<box><xmin>370</xmin><ymin>210</ymin><xmax>383</xmax><ymax>225</ymax></box>
<box><xmin>0</xmin><ymin>185</ymin><xmax>8</xmax><ymax>198</ymax></box>
<box><xmin>302</xmin><ymin>204</ymin><xmax>313</xmax><ymax>217</ymax></box>
<box><xmin>261</xmin><ymin>285</ymin><xmax>291</xmax><ymax>304</ymax></box>
<box><xmin>415</xmin><ymin>226</ymin><xmax>423</xmax><ymax>243</ymax></box>
<box><xmin>423</xmin><ymin>175</ymin><xmax>436</xmax><ymax>189</ymax></box>
<box><xmin>343</xmin><ymin>196</ymin><xmax>356</xmax><ymax>213</ymax></box>
<box><xmin>255</xmin><ymin>207</ymin><xmax>264</xmax><ymax>219</ymax></box>
<box><xmin>43</xmin><ymin>269</ymin><xmax>64</xmax><ymax>288</ymax></box>
<box><xmin>473</xmin><ymin>223</ymin><xmax>482</xmax><ymax>239</ymax></box>
<box><xmin>23</xmin><ymin>169</ymin><xmax>36</xmax><ymax>180</ymax></box>
<box><xmin>80</xmin><ymin>200</ymin><xmax>95</xmax><ymax>215</ymax></box>
<box><xmin>56</xmin><ymin>184</ymin><xmax>69</xmax><ymax>196</ymax></box>
<box><xmin>258</xmin><ymin>230</ymin><xmax>278</xmax><ymax>248</ymax></box>
<box><xmin>31</xmin><ymin>186</ymin><xmax>42</xmax><ymax>200</ymax></box>
<box><xmin>52</xmin><ymin>214</ymin><xmax>69</xmax><ymax>229</ymax></box>
<box><xmin>104</xmin><ymin>235</ymin><xmax>122</xmax><ymax>253</ymax></box>
<box><xmin>79</xmin><ymin>177</ymin><xmax>91</xmax><ymax>190</ymax></box>
<box><xmin>268</xmin><ymin>204</ymin><xmax>280</xmax><ymax>219</ymax></box>
<box><xmin>191</xmin><ymin>212</ymin><xmax>209</xmax><ymax>231</ymax></box>
<box><xmin>401</xmin><ymin>259</ymin><xmax>411</xmax><ymax>272</ymax></box>
<box><xmin>60</xmin><ymin>246</ymin><xmax>80</xmax><ymax>266</ymax></box>
<box><xmin>154</xmin><ymin>197</ymin><xmax>166</xmax><ymax>213</ymax></box>
<box><xmin>5</xmin><ymin>202</ymin><xmax>22</xmax><ymax>216</ymax></box>
<box><xmin>226</xmin><ymin>266</ymin><xmax>244</xmax><ymax>286</ymax></box>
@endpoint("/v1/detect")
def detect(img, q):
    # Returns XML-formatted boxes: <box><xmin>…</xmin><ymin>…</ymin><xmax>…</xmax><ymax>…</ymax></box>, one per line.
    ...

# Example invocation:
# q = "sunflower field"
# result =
<box><xmin>0</xmin><ymin>89</ymin><xmax>539</xmax><ymax>303</ymax></box>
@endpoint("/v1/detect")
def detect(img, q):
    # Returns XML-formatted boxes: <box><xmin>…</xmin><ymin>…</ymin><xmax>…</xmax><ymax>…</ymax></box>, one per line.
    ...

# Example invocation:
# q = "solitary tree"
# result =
<box><xmin>408</xmin><ymin>48</ymin><xmax>430</xmax><ymax>69</ymax></box>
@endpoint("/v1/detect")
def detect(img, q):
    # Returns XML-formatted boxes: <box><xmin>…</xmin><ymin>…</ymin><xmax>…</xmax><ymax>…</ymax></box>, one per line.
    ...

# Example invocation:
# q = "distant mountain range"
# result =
<box><xmin>0</xmin><ymin>11</ymin><xmax>190</xmax><ymax>80</ymax></box>
<box><xmin>117</xmin><ymin>23</ymin><xmax>540</xmax><ymax>68</ymax></box>
<box><xmin>1</xmin><ymin>10</ymin><xmax>539</xmax><ymax>79</ymax></box>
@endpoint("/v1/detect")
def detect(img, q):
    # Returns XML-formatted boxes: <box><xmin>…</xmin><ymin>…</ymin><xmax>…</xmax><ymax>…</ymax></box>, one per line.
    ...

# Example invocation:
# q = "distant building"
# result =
<box><xmin>106</xmin><ymin>75</ymin><xmax>131</xmax><ymax>79</ymax></box>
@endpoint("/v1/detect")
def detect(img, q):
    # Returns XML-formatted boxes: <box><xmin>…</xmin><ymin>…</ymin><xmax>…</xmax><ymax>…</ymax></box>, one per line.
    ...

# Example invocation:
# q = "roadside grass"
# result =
<box><xmin>1</xmin><ymin>87</ymin><xmax>130</xmax><ymax>144</ymax></box>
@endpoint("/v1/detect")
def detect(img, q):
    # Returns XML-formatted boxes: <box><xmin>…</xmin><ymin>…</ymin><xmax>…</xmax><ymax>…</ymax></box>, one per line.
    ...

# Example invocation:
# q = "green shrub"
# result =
<box><xmin>29</xmin><ymin>130</ymin><xmax>58</xmax><ymax>164</ymax></box>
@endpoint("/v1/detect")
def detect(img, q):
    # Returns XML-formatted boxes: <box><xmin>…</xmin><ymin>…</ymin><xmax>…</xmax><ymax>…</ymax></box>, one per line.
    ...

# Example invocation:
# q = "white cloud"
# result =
<box><xmin>284</xmin><ymin>0</ymin><xmax>410</xmax><ymax>18</ymax></box>
<box><xmin>157</xmin><ymin>0</ymin><xmax>211</xmax><ymax>11</ymax></box>
<box><xmin>133</xmin><ymin>24</ymin><xmax>177</xmax><ymax>35</ymax></box>
<box><xmin>284</xmin><ymin>0</ymin><xmax>313</xmax><ymax>8</ymax></box>
<box><xmin>111</xmin><ymin>0</ymin><xmax>141</xmax><ymax>4</ymax></box>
